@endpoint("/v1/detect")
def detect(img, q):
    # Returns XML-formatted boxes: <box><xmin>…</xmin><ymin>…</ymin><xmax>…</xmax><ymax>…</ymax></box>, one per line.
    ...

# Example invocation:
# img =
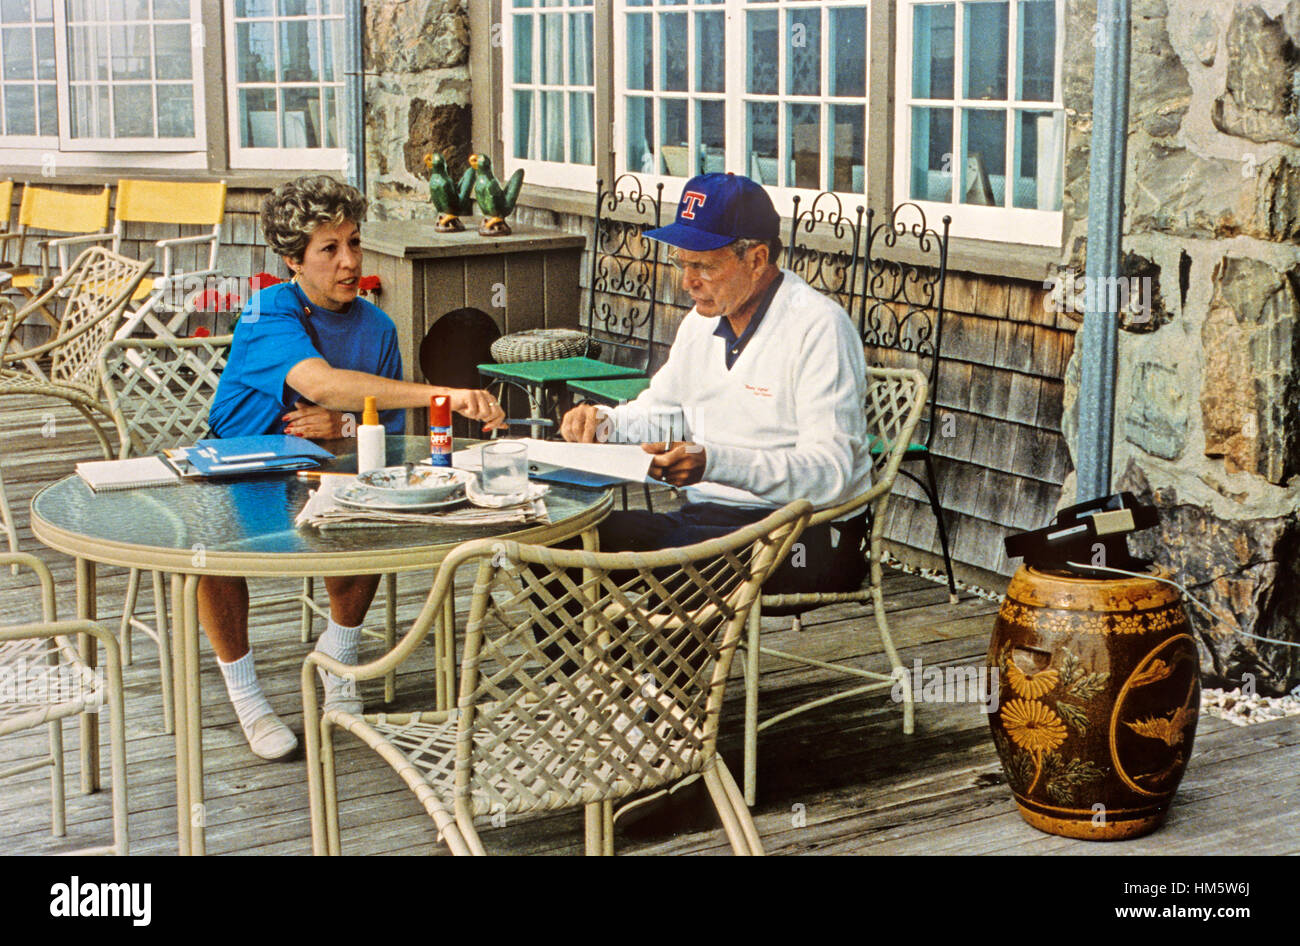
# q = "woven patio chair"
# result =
<box><xmin>304</xmin><ymin>500</ymin><xmax>811</xmax><ymax>856</ymax></box>
<box><xmin>739</xmin><ymin>366</ymin><xmax>928</xmax><ymax>806</ymax></box>
<box><xmin>0</xmin><ymin>246</ymin><xmax>151</xmax><ymax>459</ymax></box>
<box><xmin>98</xmin><ymin>335</ymin><xmax>402</xmax><ymax>732</ymax></box>
<box><xmin>0</xmin><ymin>552</ymin><xmax>128</xmax><ymax>854</ymax></box>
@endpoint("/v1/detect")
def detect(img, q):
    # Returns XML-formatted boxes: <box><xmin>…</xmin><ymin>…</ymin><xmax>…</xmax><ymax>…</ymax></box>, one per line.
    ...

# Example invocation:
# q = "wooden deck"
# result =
<box><xmin>1</xmin><ymin>397</ymin><xmax>1296</xmax><ymax>856</ymax></box>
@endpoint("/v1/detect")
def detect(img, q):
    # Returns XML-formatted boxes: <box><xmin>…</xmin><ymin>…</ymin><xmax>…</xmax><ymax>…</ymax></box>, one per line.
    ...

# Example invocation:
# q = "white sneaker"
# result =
<box><xmin>318</xmin><ymin>666</ymin><xmax>364</xmax><ymax>716</ymax></box>
<box><xmin>241</xmin><ymin>712</ymin><xmax>299</xmax><ymax>761</ymax></box>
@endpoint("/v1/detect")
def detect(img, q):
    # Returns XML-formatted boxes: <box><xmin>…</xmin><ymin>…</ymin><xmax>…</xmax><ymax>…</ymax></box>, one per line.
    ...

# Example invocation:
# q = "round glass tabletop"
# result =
<box><xmin>31</xmin><ymin>437</ymin><xmax>612</xmax><ymax>576</ymax></box>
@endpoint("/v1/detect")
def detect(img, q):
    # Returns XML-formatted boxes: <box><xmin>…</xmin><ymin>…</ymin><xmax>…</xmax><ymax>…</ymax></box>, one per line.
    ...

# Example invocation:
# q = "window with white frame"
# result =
<box><xmin>503</xmin><ymin>0</ymin><xmax>596</xmax><ymax>190</ymax></box>
<box><xmin>610</xmin><ymin>0</ymin><xmax>871</xmax><ymax>208</ymax></box>
<box><xmin>0</xmin><ymin>0</ymin><xmax>204</xmax><ymax>152</ymax></box>
<box><xmin>896</xmin><ymin>0</ymin><xmax>1064</xmax><ymax>243</ymax></box>
<box><xmin>225</xmin><ymin>0</ymin><xmax>345</xmax><ymax>169</ymax></box>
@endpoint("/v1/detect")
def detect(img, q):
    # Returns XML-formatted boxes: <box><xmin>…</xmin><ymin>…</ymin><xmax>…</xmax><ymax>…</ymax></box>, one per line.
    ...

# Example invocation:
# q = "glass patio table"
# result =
<box><xmin>29</xmin><ymin>436</ymin><xmax>613</xmax><ymax>855</ymax></box>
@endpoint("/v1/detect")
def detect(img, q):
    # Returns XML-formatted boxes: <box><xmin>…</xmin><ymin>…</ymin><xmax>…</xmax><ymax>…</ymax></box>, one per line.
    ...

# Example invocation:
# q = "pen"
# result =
<box><xmin>503</xmin><ymin>418</ymin><xmax>555</xmax><ymax>427</ymax></box>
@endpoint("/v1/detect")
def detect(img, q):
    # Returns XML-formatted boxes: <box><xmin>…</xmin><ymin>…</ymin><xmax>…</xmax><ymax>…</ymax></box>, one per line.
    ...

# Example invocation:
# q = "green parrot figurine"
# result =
<box><xmin>424</xmin><ymin>152</ymin><xmax>476</xmax><ymax>232</ymax></box>
<box><xmin>468</xmin><ymin>153</ymin><xmax>525</xmax><ymax>236</ymax></box>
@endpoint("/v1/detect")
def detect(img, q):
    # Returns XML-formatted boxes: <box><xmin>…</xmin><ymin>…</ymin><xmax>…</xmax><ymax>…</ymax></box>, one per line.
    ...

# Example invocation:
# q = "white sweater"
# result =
<box><xmin>601</xmin><ymin>269</ymin><xmax>872</xmax><ymax>510</ymax></box>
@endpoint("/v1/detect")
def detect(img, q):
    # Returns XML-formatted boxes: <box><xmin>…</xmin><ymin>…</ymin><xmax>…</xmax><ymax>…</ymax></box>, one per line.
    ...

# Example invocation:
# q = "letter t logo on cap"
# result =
<box><xmin>680</xmin><ymin>191</ymin><xmax>707</xmax><ymax>219</ymax></box>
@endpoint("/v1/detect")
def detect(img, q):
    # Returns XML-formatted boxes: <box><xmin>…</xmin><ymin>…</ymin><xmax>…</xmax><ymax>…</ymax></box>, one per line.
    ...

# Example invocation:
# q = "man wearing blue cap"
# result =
<box><xmin>560</xmin><ymin>172</ymin><xmax>873</xmax><ymax>596</ymax></box>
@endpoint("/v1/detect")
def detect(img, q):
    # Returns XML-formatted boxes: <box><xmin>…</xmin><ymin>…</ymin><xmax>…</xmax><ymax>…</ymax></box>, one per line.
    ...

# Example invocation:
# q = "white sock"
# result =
<box><xmin>217</xmin><ymin>651</ymin><xmax>275</xmax><ymax>729</ymax></box>
<box><xmin>315</xmin><ymin>618</ymin><xmax>361</xmax><ymax>667</ymax></box>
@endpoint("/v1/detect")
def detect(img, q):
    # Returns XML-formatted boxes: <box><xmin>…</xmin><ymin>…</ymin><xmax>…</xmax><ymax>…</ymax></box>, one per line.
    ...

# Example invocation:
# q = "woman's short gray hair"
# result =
<box><xmin>261</xmin><ymin>175</ymin><xmax>367</xmax><ymax>262</ymax></box>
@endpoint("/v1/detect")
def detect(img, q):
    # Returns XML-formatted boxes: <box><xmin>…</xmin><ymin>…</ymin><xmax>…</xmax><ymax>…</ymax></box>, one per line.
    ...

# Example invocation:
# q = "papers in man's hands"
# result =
<box><xmin>454</xmin><ymin>438</ymin><xmax>653</xmax><ymax>483</ymax></box>
<box><xmin>295</xmin><ymin>474</ymin><xmax>551</xmax><ymax>530</ymax></box>
<box><xmin>76</xmin><ymin>456</ymin><xmax>179</xmax><ymax>492</ymax></box>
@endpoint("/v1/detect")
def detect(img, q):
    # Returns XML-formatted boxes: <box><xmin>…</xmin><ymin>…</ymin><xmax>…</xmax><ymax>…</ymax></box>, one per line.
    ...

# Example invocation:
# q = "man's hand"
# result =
<box><xmin>644</xmin><ymin>441</ymin><xmax>706</xmax><ymax>487</ymax></box>
<box><xmin>283</xmin><ymin>401</ymin><xmax>350</xmax><ymax>439</ymax></box>
<box><xmin>448</xmin><ymin>388</ymin><xmax>506</xmax><ymax>432</ymax></box>
<box><xmin>560</xmin><ymin>403</ymin><xmax>604</xmax><ymax>443</ymax></box>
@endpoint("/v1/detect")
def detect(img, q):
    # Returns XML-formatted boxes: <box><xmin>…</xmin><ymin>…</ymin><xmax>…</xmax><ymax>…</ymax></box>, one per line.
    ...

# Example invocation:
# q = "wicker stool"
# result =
<box><xmin>490</xmin><ymin>328</ymin><xmax>598</xmax><ymax>364</ymax></box>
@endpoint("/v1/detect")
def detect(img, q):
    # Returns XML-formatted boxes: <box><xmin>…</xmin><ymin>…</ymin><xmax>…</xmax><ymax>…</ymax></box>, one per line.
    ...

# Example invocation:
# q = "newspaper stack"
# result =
<box><xmin>295</xmin><ymin>474</ymin><xmax>550</xmax><ymax>531</ymax></box>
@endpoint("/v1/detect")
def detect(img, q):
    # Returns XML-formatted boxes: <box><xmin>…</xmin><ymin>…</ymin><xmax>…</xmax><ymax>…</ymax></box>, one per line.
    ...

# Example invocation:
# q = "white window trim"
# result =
<box><xmin>223</xmin><ymin>0</ymin><xmax>346</xmax><ymax>171</ymax></box>
<box><xmin>502</xmin><ymin>2</ymin><xmax>597</xmax><ymax>191</ymax></box>
<box><xmin>893</xmin><ymin>0</ymin><xmax>1064</xmax><ymax>246</ymax></box>
<box><xmin>52</xmin><ymin>0</ymin><xmax>206</xmax><ymax>153</ymax></box>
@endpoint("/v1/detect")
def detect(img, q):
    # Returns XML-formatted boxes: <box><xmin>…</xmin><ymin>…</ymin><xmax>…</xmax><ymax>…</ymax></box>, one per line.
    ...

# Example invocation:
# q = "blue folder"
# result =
<box><xmin>186</xmin><ymin>435</ymin><xmax>334</xmax><ymax>476</ymax></box>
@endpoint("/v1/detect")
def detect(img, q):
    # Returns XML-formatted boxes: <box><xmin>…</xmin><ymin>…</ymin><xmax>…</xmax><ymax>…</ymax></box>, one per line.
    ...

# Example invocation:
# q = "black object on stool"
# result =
<box><xmin>1003</xmin><ymin>491</ymin><xmax>1158</xmax><ymax>576</ymax></box>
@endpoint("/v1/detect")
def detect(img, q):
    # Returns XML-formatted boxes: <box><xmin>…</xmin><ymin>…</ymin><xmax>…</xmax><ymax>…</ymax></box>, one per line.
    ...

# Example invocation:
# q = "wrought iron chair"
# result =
<box><xmin>740</xmin><ymin>367</ymin><xmax>928</xmax><ymax>805</ymax></box>
<box><xmin>479</xmin><ymin>175</ymin><xmax>665</xmax><ymax>424</ymax></box>
<box><xmin>783</xmin><ymin>190</ymin><xmax>866</xmax><ymax>318</ymax></box>
<box><xmin>0</xmin><ymin>246</ymin><xmax>151</xmax><ymax>459</ymax></box>
<box><xmin>304</xmin><ymin>500</ymin><xmax>812</xmax><ymax>855</ymax></box>
<box><xmin>859</xmin><ymin>204</ymin><xmax>957</xmax><ymax>601</ymax></box>
<box><xmin>0</xmin><ymin>552</ymin><xmax>128</xmax><ymax>854</ymax></box>
<box><xmin>98</xmin><ymin>335</ymin><xmax>402</xmax><ymax>730</ymax></box>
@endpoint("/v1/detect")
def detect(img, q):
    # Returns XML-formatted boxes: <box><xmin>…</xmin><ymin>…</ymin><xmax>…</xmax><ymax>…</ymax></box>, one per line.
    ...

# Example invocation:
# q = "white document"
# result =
<box><xmin>452</xmin><ymin>439</ymin><xmax>653</xmax><ymax>483</ymax></box>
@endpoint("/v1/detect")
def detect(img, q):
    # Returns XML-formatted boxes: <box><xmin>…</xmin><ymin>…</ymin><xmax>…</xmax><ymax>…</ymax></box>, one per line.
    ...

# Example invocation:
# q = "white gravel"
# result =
<box><xmin>1200</xmin><ymin>687</ymin><xmax>1300</xmax><ymax>726</ymax></box>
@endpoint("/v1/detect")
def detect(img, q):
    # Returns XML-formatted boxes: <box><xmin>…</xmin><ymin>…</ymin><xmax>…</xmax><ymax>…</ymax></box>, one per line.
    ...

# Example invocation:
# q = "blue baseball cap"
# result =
<box><xmin>644</xmin><ymin>173</ymin><xmax>780</xmax><ymax>251</ymax></box>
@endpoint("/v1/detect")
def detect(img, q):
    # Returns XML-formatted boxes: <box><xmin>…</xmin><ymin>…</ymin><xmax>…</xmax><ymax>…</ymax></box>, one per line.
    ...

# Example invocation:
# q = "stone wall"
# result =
<box><xmin>1060</xmin><ymin>0</ymin><xmax>1300</xmax><ymax>691</ymax></box>
<box><xmin>364</xmin><ymin>0</ymin><xmax>472</xmax><ymax>221</ymax></box>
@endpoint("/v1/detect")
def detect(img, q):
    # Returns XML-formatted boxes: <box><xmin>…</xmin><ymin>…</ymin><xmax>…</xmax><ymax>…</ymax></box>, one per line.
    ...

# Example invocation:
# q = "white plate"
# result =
<box><xmin>333</xmin><ymin>482</ymin><xmax>468</xmax><ymax>512</ymax></box>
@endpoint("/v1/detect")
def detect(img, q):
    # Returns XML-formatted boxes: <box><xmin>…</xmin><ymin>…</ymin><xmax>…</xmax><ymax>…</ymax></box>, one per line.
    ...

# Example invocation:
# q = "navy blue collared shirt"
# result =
<box><xmin>712</xmin><ymin>272</ymin><xmax>784</xmax><ymax>370</ymax></box>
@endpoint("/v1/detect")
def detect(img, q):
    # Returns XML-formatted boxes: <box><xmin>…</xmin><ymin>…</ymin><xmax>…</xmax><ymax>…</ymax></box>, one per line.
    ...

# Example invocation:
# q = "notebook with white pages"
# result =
<box><xmin>76</xmin><ymin>456</ymin><xmax>180</xmax><ymax>492</ymax></box>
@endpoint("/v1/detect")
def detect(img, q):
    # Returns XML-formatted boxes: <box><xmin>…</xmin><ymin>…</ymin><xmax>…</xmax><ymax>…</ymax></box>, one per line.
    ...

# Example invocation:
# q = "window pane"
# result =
<box><xmin>69</xmin><ymin>83</ymin><xmax>101</xmax><ymax>137</ymax></box>
<box><xmin>626</xmin><ymin>95</ymin><xmax>654</xmax><ymax>173</ymax></box>
<box><xmin>321</xmin><ymin>18</ymin><xmax>340</xmax><ymax>81</ymax></box>
<box><xmin>34</xmin><ymin>23</ymin><xmax>52</xmax><ymax>78</ymax></box>
<box><xmin>109</xmin><ymin>25</ymin><xmax>151</xmax><ymax>81</ymax></box>
<box><xmin>68</xmin><ymin>25</ymin><xmax>108</xmax><ymax>80</ymax></box>
<box><xmin>279</xmin><ymin>0</ymin><xmax>316</xmax><ymax>15</ymax></box>
<box><xmin>658</xmin><ymin>98</ymin><xmax>687</xmax><ymax>175</ymax></box>
<box><xmin>115</xmin><ymin>0</ymin><xmax>149</xmax><ymax>19</ymax></box>
<box><xmin>1017</xmin><ymin>0</ymin><xmax>1055</xmax><ymax>101</ymax></box>
<box><xmin>659</xmin><ymin>12</ymin><xmax>686</xmax><ymax>92</ymax></box>
<box><xmin>787</xmin><ymin>103</ymin><xmax>819</xmax><ymax>189</ymax></box>
<box><xmin>963</xmin><ymin>1</ymin><xmax>1008</xmax><ymax>100</ymax></box>
<box><xmin>513</xmin><ymin>14</ymin><xmax>532</xmax><ymax>84</ymax></box>
<box><xmin>153</xmin><ymin>0</ymin><xmax>189</xmax><ymax>19</ymax></box>
<box><xmin>279</xmin><ymin>19</ymin><xmax>318</xmax><ymax>82</ymax></box>
<box><xmin>513</xmin><ymin>89</ymin><xmax>533</xmax><ymax>158</ymax></box>
<box><xmin>322</xmin><ymin>84</ymin><xmax>338</xmax><ymax>147</ymax></box>
<box><xmin>569</xmin><ymin>90</ymin><xmax>593</xmax><ymax>164</ymax></box>
<box><xmin>697</xmin><ymin>98</ymin><xmax>724</xmax><ymax>173</ymax></box>
<box><xmin>36</xmin><ymin>80</ymin><xmax>53</xmax><ymax>133</ymax></box>
<box><xmin>3</xmin><ymin>84</ymin><xmax>34</xmax><ymax>134</ymax></box>
<box><xmin>910</xmin><ymin>106</ymin><xmax>953</xmax><ymax>201</ymax></box>
<box><xmin>237</xmin><ymin>21</ymin><xmax>274</xmax><ymax>82</ymax></box>
<box><xmin>235</xmin><ymin>0</ymin><xmax>274</xmax><ymax>15</ymax></box>
<box><xmin>281</xmin><ymin>86</ymin><xmax>321</xmax><ymax>146</ymax></box>
<box><xmin>829</xmin><ymin>7</ymin><xmax>866</xmax><ymax>97</ymax></box>
<box><xmin>747</xmin><ymin>101</ymin><xmax>778</xmax><ymax>185</ymax></box>
<box><xmin>2</xmin><ymin>27</ymin><xmax>32</xmax><ymax>79</ymax></box>
<box><xmin>787</xmin><ymin>8</ymin><xmax>820</xmax><ymax>97</ymax></box>
<box><xmin>114</xmin><ymin>83</ymin><xmax>154</xmax><ymax>137</ymax></box>
<box><xmin>540</xmin><ymin>13</ymin><xmax>561</xmax><ymax>85</ymax></box>
<box><xmin>154</xmin><ymin>24</ymin><xmax>190</xmax><ymax>79</ymax></box>
<box><xmin>695</xmin><ymin>11</ymin><xmax>723</xmax><ymax>93</ymax></box>
<box><xmin>626</xmin><ymin>14</ymin><xmax>651</xmax><ymax>91</ymax></box>
<box><xmin>239</xmin><ymin>86</ymin><xmax>277</xmax><ymax>146</ymax></box>
<box><xmin>540</xmin><ymin>89</ymin><xmax>563</xmax><ymax>160</ymax></box>
<box><xmin>1013</xmin><ymin>109</ymin><xmax>1062</xmax><ymax>209</ymax></box>
<box><xmin>961</xmin><ymin>108</ymin><xmax>1006</xmax><ymax>204</ymax></box>
<box><xmin>912</xmin><ymin>3</ymin><xmax>954</xmax><ymax>99</ymax></box>
<box><xmin>155</xmin><ymin>82</ymin><xmax>193</xmax><ymax>136</ymax></box>
<box><xmin>569</xmin><ymin>12</ymin><xmax>591</xmax><ymax>85</ymax></box>
<box><xmin>67</xmin><ymin>0</ymin><xmax>107</xmax><ymax>19</ymax></box>
<box><xmin>829</xmin><ymin>104</ymin><xmax>864</xmax><ymax>193</ymax></box>
<box><xmin>747</xmin><ymin>11</ymin><xmax>777</xmax><ymax>95</ymax></box>
<box><xmin>1</xmin><ymin>1</ymin><xmax>32</xmax><ymax>24</ymax></box>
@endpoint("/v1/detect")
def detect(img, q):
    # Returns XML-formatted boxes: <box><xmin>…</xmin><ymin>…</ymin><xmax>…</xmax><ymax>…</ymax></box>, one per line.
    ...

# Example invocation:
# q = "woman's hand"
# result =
<box><xmin>283</xmin><ymin>400</ymin><xmax>352</xmax><ymax>440</ymax></box>
<box><xmin>448</xmin><ymin>388</ymin><xmax>507</xmax><ymax>432</ymax></box>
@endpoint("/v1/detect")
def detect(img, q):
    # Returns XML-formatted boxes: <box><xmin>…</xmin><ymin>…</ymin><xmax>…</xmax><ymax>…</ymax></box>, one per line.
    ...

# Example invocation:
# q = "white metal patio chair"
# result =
<box><xmin>304</xmin><ymin>500</ymin><xmax>812</xmax><ymax>856</ymax></box>
<box><xmin>99</xmin><ymin>334</ymin><xmax>400</xmax><ymax>733</ymax></box>
<box><xmin>0</xmin><ymin>552</ymin><xmax>128</xmax><ymax>854</ymax></box>
<box><xmin>0</xmin><ymin>246</ymin><xmax>151</xmax><ymax>459</ymax></box>
<box><xmin>740</xmin><ymin>366</ymin><xmax>928</xmax><ymax>805</ymax></box>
